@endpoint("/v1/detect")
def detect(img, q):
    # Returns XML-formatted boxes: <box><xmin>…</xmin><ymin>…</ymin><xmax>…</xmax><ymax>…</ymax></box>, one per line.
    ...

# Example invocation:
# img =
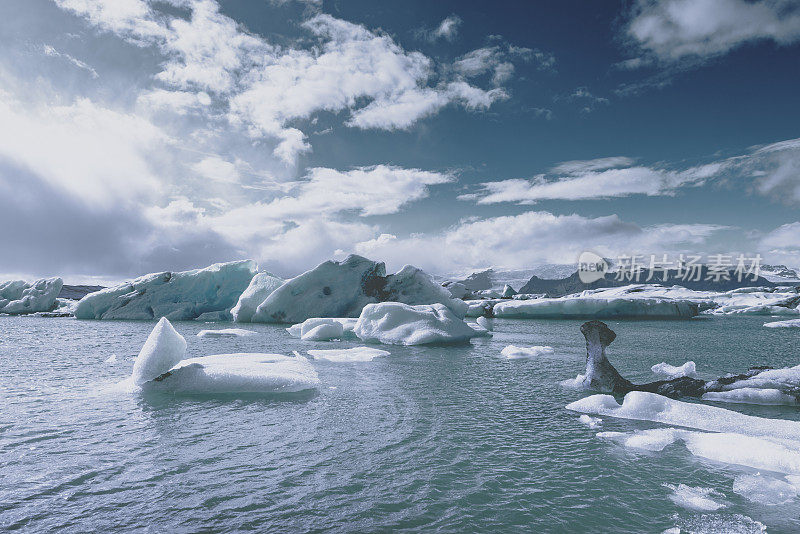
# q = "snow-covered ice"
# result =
<box><xmin>493</xmin><ymin>292</ymin><xmax>700</xmax><ymax>319</ymax></box>
<box><xmin>702</xmin><ymin>388</ymin><xmax>798</xmax><ymax>406</ymax></box>
<box><xmin>197</xmin><ymin>328</ymin><xmax>257</xmax><ymax>338</ymax></box>
<box><xmin>733</xmin><ymin>474</ymin><xmax>797</xmax><ymax>505</ymax></box>
<box><xmin>500</xmin><ymin>345</ymin><xmax>555</xmax><ymax>359</ymax></box>
<box><xmin>476</xmin><ymin>316</ymin><xmax>494</xmax><ymax>331</ymax></box>
<box><xmin>75</xmin><ymin>261</ymin><xmax>256</xmax><ymax>320</ymax></box>
<box><xmin>354</xmin><ymin>302</ymin><xmax>486</xmax><ymax>345</ymax></box>
<box><xmin>651</xmin><ymin>361</ymin><xmax>698</xmax><ymax>379</ymax></box>
<box><xmin>662</xmin><ymin>484</ymin><xmax>726</xmax><ymax>511</ymax></box>
<box><xmin>131</xmin><ymin>317</ymin><xmax>188</xmax><ymax>385</ymax></box>
<box><xmin>764</xmin><ymin>318</ymin><xmax>800</xmax><ymax>328</ymax></box>
<box><xmin>307</xmin><ymin>346</ymin><xmax>390</xmax><ymax>362</ymax></box>
<box><xmin>231</xmin><ymin>272</ymin><xmax>284</xmax><ymax>322</ymax></box>
<box><xmin>301</xmin><ymin>321</ymin><xmax>343</xmax><ymax>341</ymax></box>
<box><xmin>0</xmin><ymin>277</ymin><xmax>63</xmax><ymax>315</ymax></box>
<box><xmin>286</xmin><ymin>318</ymin><xmax>357</xmax><ymax>339</ymax></box>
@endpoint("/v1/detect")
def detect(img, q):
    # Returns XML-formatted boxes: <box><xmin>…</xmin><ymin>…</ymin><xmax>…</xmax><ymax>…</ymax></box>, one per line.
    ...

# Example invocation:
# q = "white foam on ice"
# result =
<box><xmin>141</xmin><ymin>353</ymin><xmax>320</xmax><ymax>395</ymax></box>
<box><xmin>702</xmin><ymin>388</ymin><xmax>798</xmax><ymax>406</ymax></box>
<box><xmin>131</xmin><ymin>317</ymin><xmax>187</xmax><ymax>385</ymax></box>
<box><xmin>197</xmin><ymin>328</ymin><xmax>257</xmax><ymax>338</ymax></box>
<box><xmin>307</xmin><ymin>346</ymin><xmax>390</xmax><ymax>362</ymax></box>
<box><xmin>765</xmin><ymin>318</ymin><xmax>800</xmax><ymax>328</ymax></box>
<box><xmin>0</xmin><ymin>277</ymin><xmax>63</xmax><ymax>315</ymax></box>
<box><xmin>577</xmin><ymin>414</ymin><xmax>602</xmax><ymax>429</ymax></box>
<box><xmin>301</xmin><ymin>322</ymin><xmax>344</xmax><ymax>341</ymax></box>
<box><xmin>733</xmin><ymin>474</ymin><xmax>797</xmax><ymax>505</ymax></box>
<box><xmin>662</xmin><ymin>483</ymin><xmax>726</xmax><ymax>511</ymax></box>
<box><xmin>500</xmin><ymin>345</ymin><xmax>555</xmax><ymax>359</ymax></box>
<box><xmin>231</xmin><ymin>272</ymin><xmax>284</xmax><ymax>322</ymax></box>
<box><xmin>651</xmin><ymin>361</ymin><xmax>698</xmax><ymax>379</ymax></box>
<box><xmin>354</xmin><ymin>302</ymin><xmax>486</xmax><ymax>346</ymax></box>
<box><xmin>75</xmin><ymin>261</ymin><xmax>256</xmax><ymax>321</ymax></box>
<box><xmin>566</xmin><ymin>391</ymin><xmax>800</xmax><ymax>441</ymax></box>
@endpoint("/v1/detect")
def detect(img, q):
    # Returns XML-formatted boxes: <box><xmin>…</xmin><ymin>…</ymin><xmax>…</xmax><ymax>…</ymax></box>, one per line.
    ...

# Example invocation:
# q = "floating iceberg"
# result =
<box><xmin>354</xmin><ymin>302</ymin><xmax>486</xmax><ymax>345</ymax></box>
<box><xmin>301</xmin><ymin>321</ymin><xmax>344</xmax><ymax>341</ymax></box>
<box><xmin>702</xmin><ymin>388</ymin><xmax>798</xmax><ymax>406</ymax></box>
<box><xmin>75</xmin><ymin>260</ymin><xmax>256</xmax><ymax>320</ymax></box>
<box><xmin>500</xmin><ymin>345</ymin><xmax>554</xmax><ymax>359</ymax></box>
<box><xmin>131</xmin><ymin>318</ymin><xmax>318</xmax><ymax>394</ymax></box>
<box><xmin>577</xmin><ymin>414</ymin><xmax>602</xmax><ymax>429</ymax></box>
<box><xmin>651</xmin><ymin>361</ymin><xmax>697</xmax><ymax>379</ymax></box>
<box><xmin>307</xmin><ymin>346</ymin><xmax>390</xmax><ymax>362</ymax></box>
<box><xmin>231</xmin><ymin>272</ymin><xmax>284</xmax><ymax>322</ymax></box>
<box><xmin>0</xmin><ymin>277</ymin><xmax>63</xmax><ymax>315</ymax></box>
<box><xmin>765</xmin><ymin>318</ymin><xmax>800</xmax><ymax>328</ymax></box>
<box><xmin>286</xmin><ymin>318</ymin><xmax>358</xmax><ymax>339</ymax></box>
<box><xmin>250</xmin><ymin>255</ymin><xmax>466</xmax><ymax>323</ymax></box>
<box><xmin>197</xmin><ymin>328</ymin><xmax>257</xmax><ymax>338</ymax></box>
<box><xmin>493</xmin><ymin>292</ymin><xmax>700</xmax><ymax>319</ymax></box>
<box><xmin>476</xmin><ymin>316</ymin><xmax>494</xmax><ymax>331</ymax></box>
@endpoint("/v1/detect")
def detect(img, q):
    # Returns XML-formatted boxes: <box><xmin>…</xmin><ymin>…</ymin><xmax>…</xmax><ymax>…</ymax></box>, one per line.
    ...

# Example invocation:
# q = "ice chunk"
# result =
<box><xmin>131</xmin><ymin>317</ymin><xmax>187</xmax><ymax>385</ymax></box>
<box><xmin>500</xmin><ymin>284</ymin><xmax>516</xmax><ymax>298</ymax></box>
<box><xmin>702</xmin><ymin>388</ymin><xmax>798</xmax><ymax>406</ymax></box>
<box><xmin>307</xmin><ymin>346</ymin><xmax>390</xmax><ymax>362</ymax></box>
<box><xmin>651</xmin><ymin>361</ymin><xmax>698</xmax><ymax>379</ymax></box>
<box><xmin>476</xmin><ymin>316</ymin><xmax>494</xmax><ymax>331</ymax></box>
<box><xmin>669</xmin><ymin>513</ymin><xmax>765</xmax><ymax>534</ymax></box>
<box><xmin>231</xmin><ymin>272</ymin><xmax>284</xmax><ymax>322</ymax></box>
<box><xmin>301</xmin><ymin>321</ymin><xmax>344</xmax><ymax>341</ymax></box>
<box><xmin>75</xmin><ymin>261</ymin><xmax>256</xmax><ymax>321</ymax></box>
<box><xmin>566</xmin><ymin>391</ymin><xmax>800</xmax><ymax>441</ymax></box>
<box><xmin>662</xmin><ymin>484</ymin><xmax>726</xmax><ymax>511</ymax></box>
<box><xmin>105</xmin><ymin>354</ymin><xmax>118</xmax><ymax>363</ymax></box>
<box><xmin>354</xmin><ymin>302</ymin><xmax>486</xmax><ymax>345</ymax></box>
<box><xmin>140</xmin><ymin>353</ymin><xmax>319</xmax><ymax>394</ymax></box>
<box><xmin>578</xmin><ymin>414</ymin><xmax>602</xmax><ymax>429</ymax></box>
<box><xmin>286</xmin><ymin>318</ymin><xmax>357</xmax><ymax>339</ymax></box>
<box><xmin>444</xmin><ymin>281</ymin><xmax>470</xmax><ymax>300</ymax></box>
<box><xmin>493</xmin><ymin>295</ymin><xmax>699</xmax><ymax>319</ymax></box>
<box><xmin>500</xmin><ymin>345</ymin><xmax>555</xmax><ymax>359</ymax></box>
<box><xmin>598</xmin><ymin>428</ymin><xmax>681</xmax><ymax>452</ymax></box>
<box><xmin>765</xmin><ymin>318</ymin><xmax>800</xmax><ymax>328</ymax></box>
<box><xmin>197</xmin><ymin>328</ymin><xmax>257</xmax><ymax>338</ymax></box>
<box><xmin>733</xmin><ymin>474</ymin><xmax>797</xmax><ymax>505</ymax></box>
<box><xmin>0</xmin><ymin>277</ymin><xmax>63</xmax><ymax>314</ymax></box>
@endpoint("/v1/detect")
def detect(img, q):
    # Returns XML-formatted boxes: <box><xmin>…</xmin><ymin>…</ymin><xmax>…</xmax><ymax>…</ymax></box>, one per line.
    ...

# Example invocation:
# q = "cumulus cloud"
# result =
<box><xmin>355</xmin><ymin>211</ymin><xmax>729</xmax><ymax>273</ymax></box>
<box><xmin>623</xmin><ymin>0</ymin><xmax>800</xmax><ymax>63</ymax></box>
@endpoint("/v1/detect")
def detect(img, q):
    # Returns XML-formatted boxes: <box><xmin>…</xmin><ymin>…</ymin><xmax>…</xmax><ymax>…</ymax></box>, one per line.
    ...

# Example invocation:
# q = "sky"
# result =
<box><xmin>1</xmin><ymin>0</ymin><xmax>799</xmax><ymax>283</ymax></box>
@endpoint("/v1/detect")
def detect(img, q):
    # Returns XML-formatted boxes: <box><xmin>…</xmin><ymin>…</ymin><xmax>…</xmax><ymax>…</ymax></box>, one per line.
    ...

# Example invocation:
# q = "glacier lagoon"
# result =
<box><xmin>2</xmin><ymin>314</ymin><xmax>800</xmax><ymax>532</ymax></box>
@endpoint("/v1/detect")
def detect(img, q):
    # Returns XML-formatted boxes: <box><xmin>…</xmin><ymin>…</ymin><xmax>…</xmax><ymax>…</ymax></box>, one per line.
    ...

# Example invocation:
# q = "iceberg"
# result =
<box><xmin>301</xmin><ymin>321</ymin><xmax>344</xmax><ymax>341</ymax></box>
<box><xmin>75</xmin><ymin>260</ymin><xmax>256</xmax><ymax>321</ymax></box>
<box><xmin>131</xmin><ymin>318</ymin><xmax>319</xmax><ymax>394</ymax></box>
<box><xmin>231</xmin><ymin>272</ymin><xmax>284</xmax><ymax>322</ymax></box>
<box><xmin>493</xmin><ymin>292</ymin><xmax>700</xmax><ymax>319</ymax></box>
<box><xmin>0</xmin><ymin>277</ymin><xmax>63</xmax><ymax>314</ymax></box>
<box><xmin>651</xmin><ymin>361</ymin><xmax>697</xmax><ymax>379</ymax></box>
<box><xmin>765</xmin><ymin>318</ymin><xmax>800</xmax><ymax>328</ymax></box>
<box><xmin>702</xmin><ymin>388</ymin><xmax>798</xmax><ymax>405</ymax></box>
<box><xmin>286</xmin><ymin>318</ymin><xmax>358</xmax><ymax>339</ymax></box>
<box><xmin>307</xmin><ymin>346</ymin><xmax>390</xmax><ymax>362</ymax></box>
<box><xmin>500</xmin><ymin>345</ymin><xmax>554</xmax><ymax>359</ymax></box>
<box><xmin>354</xmin><ymin>302</ymin><xmax>486</xmax><ymax>345</ymax></box>
<box><xmin>250</xmin><ymin>255</ymin><xmax>466</xmax><ymax>323</ymax></box>
<box><xmin>476</xmin><ymin>316</ymin><xmax>494</xmax><ymax>331</ymax></box>
<box><xmin>197</xmin><ymin>328</ymin><xmax>257</xmax><ymax>338</ymax></box>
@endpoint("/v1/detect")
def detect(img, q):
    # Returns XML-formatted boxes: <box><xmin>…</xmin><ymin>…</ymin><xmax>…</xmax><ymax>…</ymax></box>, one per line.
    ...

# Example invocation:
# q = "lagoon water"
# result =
<box><xmin>2</xmin><ymin>315</ymin><xmax>799</xmax><ymax>532</ymax></box>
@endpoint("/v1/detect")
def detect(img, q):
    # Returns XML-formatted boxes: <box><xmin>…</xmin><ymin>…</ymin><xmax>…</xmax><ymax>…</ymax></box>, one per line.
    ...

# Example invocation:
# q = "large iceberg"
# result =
<box><xmin>230</xmin><ymin>272</ymin><xmax>284</xmax><ymax>322</ymax></box>
<box><xmin>0</xmin><ymin>277</ymin><xmax>63</xmax><ymax>314</ymax></box>
<box><xmin>75</xmin><ymin>261</ymin><xmax>256</xmax><ymax>321</ymax></box>
<box><xmin>131</xmin><ymin>317</ymin><xmax>319</xmax><ymax>394</ymax></box>
<box><xmin>354</xmin><ymin>302</ymin><xmax>485</xmax><ymax>345</ymax></box>
<box><xmin>493</xmin><ymin>293</ymin><xmax>699</xmax><ymax>319</ymax></box>
<box><xmin>250</xmin><ymin>255</ymin><xmax>466</xmax><ymax>323</ymax></box>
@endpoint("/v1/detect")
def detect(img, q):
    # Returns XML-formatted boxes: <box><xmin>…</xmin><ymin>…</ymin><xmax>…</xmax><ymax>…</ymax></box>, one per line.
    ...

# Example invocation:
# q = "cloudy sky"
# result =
<box><xmin>2</xmin><ymin>0</ymin><xmax>800</xmax><ymax>283</ymax></box>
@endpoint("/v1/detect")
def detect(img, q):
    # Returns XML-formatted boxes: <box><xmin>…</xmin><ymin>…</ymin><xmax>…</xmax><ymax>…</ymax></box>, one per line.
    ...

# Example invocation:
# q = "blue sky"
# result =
<box><xmin>1</xmin><ymin>0</ymin><xmax>799</xmax><ymax>282</ymax></box>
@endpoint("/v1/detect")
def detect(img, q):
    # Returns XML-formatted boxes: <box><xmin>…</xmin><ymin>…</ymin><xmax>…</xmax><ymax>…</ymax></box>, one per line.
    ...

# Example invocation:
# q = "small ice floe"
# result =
<box><xmin>130</xmin><ymin>318</ymin><xmax>319</xmax><ymax>395</ymax></box>
<box><xmin>577</xmin><ymin>414</ymin><xmax>602</xmax><ymax>429</ymax></box>
<box><xmin>702</xmin><ymin>388</ymin><xmax>798</xmax><ymax>406</ymax></box>
<box><xmin>286</xmin><ymin>318</ymin><xmax>357</xmax><ymax>341</ymax></box>
<box><xmin>733</xmin><ymin>473</ymin><xmax>797</xmax><ymax>505</ymax></box>
<box><xmin>764</xmin><ymin>318</ymin><xmax>800</xmax><ymax>328</ymax></box>
<box><xmin>476</xmin><ymin>316</ymin><xmax>494</xmax><ymax>331</ymax></box>
<box><xmin>354</xmin><ymin>302</ymin><xmax>488</xmax><ymax>345</ymax></box>
<box><xmin>197</xmin><ymin>328</ymin><xmax>257</xmax><ymax>338</ymax></box>
<box><xmin>668</xmin><ymin>513</ymin><xmax>766</xmax><ymax>534</ymax></box>
<box><xmin>662</xmin><ymin>483</ymin><xmax>726</xmax><ymax>511</ymax></box>
<box><xmin>307</xmin><ymin>347</ymin><xmax>390</xmax><ymax>362</ymax></box>
<box><xmin>500</xmin><ymin>345</ymin><xmax>554</xmax><ymax>359</ymax></box>
<box><xmin>105</xmin><ymin>354</ymin><xmax>118</xmax><ymax>363</ymax></box>
<box><xmin>651</xmin><ymin>361</ymin><xmax>697</xmax><ymax>379</ymax></box>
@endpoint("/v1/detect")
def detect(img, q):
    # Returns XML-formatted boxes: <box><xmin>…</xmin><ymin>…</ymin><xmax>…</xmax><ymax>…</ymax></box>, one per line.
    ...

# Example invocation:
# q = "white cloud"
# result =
<box><xmin>192</xmin><ymin>156</ymin><xmax>241</xmax><ymax>184</ymax></box>
<box><xmin>625</xmin><ymin>0</ymin><xmax>800</xmax><ymax>62</ymax></box>
<box><xmin>759</xmin><ymin>222</ymin><xmax>800</xmax><ymax>268</ymax></box>
<box><xmin>42</xmin><ymin>44</ymin><xmax>99</xmax><ymax>78</ymax></box>
<box><xmin>355</xmin><ymin>210</ymin><xmax>728</xmax><ymax>273</ymax></box>
<box><xmin>551</xmin><ymin>156</ymin><xmax>636</xmax><ymax>174</ymax></box>
<box><xmin>433</xmin><ymin>15</ymin><xmax>462</xmax><ymax>41</ymax></box>
<box><xmin>454</xmin><ymin>44</ymin><xmax>555</xmax><ymax>86</ymax></box>
<box><xmin>567</xmin><ymin>86</ymin><xmax>610</xmax><ymax>113</ymax></box>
